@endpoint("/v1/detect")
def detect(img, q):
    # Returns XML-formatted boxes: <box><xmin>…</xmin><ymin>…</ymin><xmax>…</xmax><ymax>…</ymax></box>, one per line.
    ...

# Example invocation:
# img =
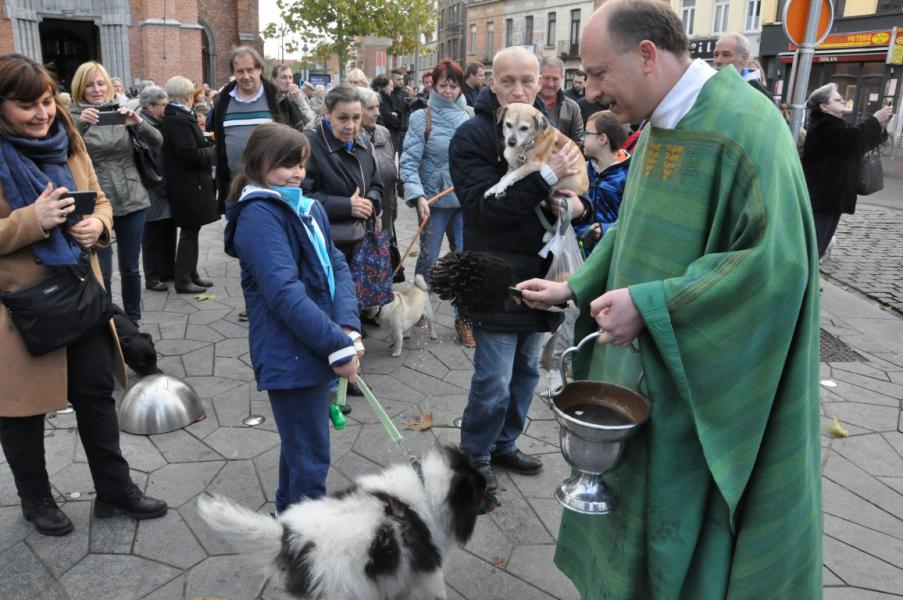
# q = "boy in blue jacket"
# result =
<box><xmin>224</xmin><ymin>124</ymin><xmax>362</xmax><ymax>513</ymax></box>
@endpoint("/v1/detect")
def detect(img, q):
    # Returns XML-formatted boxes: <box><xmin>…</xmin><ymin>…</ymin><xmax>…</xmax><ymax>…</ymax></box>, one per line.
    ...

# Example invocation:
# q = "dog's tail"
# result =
<box><xmin>197</xmin><ymin>494</ymin><xmax>284</xmax><ymax>564</ymax></box>
<box><xmin>414</xmin><ymin>273</ymin><xmax>429</xmax><ymax>292</ymax></box>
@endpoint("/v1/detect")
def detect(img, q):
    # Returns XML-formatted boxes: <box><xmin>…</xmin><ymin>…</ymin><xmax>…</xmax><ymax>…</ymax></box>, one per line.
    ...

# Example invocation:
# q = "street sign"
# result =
<box><xmin>783</xmin><ymin>0</ymin><xmax>834</xmax><ymax>47</ymax></box>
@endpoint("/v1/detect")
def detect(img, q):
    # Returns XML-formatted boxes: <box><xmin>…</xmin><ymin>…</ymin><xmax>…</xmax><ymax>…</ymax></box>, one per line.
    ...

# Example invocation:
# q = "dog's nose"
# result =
<box><xmin>507</xmin><ymin>138</ymin><xmax>517</xmax><ymax>147</ymax></box>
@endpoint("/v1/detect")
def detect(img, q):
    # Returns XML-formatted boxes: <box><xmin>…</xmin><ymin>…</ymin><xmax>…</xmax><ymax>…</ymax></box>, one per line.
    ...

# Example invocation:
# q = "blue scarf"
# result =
<box><xmin>271</xmin><ymin>185</ymin><xmax>336</xmax><ymax>299</ymax></box>
<box><xmin>0</xmin><ymin>121</ymin><xmax>82</xmax><ymax>265</ymax></box>
<box><xmin>322</xmin><ymin>118</ymin><xmax>355</xmax><ymax>152</ymax></box>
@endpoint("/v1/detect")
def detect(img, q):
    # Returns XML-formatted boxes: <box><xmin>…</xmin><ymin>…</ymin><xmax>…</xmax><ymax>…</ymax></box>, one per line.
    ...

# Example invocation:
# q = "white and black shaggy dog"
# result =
<box><xmin>197</xmin><ymin>447</ymin><xmax>498</xmax><ymax>600</ymax></box>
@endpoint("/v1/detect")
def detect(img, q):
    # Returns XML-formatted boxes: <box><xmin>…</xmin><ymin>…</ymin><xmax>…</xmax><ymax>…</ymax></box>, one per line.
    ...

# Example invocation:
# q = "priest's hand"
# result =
<box><xmin>517</xmin><ymin>279</ymin><xmax>575</xmax><ymax>309</ymax></box>
<box><xmin>591</xmin><ymin>288</ymin><xmax>644</xmax><ymax>347</ymax></box>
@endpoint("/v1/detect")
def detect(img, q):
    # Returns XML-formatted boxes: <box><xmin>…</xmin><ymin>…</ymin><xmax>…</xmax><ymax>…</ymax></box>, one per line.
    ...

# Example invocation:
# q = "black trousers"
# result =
<box><xmin>813</xmin><ymin>211</ymin><xmax>841</xmax><ymax>258</ymax></box>
<box><xmin>0</xmin><ymin>326</ymin><xmax>132</xmax><ymax>501</ymax></box>
<box><xmin>174</xmin><ymin>225</ymin><xmax>200</xmax><ymax>283</ymax></box>
<box><xmin>142</xmin><ymin>218</ymin><xmax>177</xmax><ymax>282</ymax></box>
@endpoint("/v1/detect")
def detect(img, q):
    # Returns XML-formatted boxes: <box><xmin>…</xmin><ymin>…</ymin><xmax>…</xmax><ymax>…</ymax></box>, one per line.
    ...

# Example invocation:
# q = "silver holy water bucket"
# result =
<box><xmin>549</xmin><ymin>331</ymin><xmax>650</xmax><ymax>515</ymax></box>
<box><xmin>118</xmin><ymin>374</ymin><xmax>205</xmax><ymax>435</ymax></box>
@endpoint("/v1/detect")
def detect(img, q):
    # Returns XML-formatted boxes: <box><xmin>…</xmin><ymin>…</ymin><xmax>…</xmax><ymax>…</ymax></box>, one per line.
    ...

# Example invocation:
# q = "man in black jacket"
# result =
<box><xmin>389</xmin><ymin>69</ymin><xmax>410</xmax><ymax>152</ymax></box>
<box><xmin>449</xmin><ymin>47</ymin><xmax>586</xmax><ymax>491</ymax></box>
<box><xmin>462</xmin><ymin>62</ymin><xmax>485</xmax><ymax>107</ymax></box>
<box><xmin>213</xmin><ymin>46</ymin><xmax>301</xmax><ymax>213</ymax></box>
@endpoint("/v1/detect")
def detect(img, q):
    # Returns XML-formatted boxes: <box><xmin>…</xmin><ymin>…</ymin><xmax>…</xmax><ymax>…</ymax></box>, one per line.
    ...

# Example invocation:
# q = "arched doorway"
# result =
<box><xmin>198</xmin><ymin>18</ymin><xmax>218</xmax><ymax>87</ymax></box>
<box><xmin>39</xmin><ymin>20</ymin><xmax>100</xmax><ymax>91</ymax></box>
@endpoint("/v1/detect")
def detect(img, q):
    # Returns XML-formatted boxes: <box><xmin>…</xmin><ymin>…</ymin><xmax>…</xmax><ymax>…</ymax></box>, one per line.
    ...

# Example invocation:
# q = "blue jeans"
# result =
<box><xmin>268</xmin><ymin>383</ymin><xmax>331</xmax><ymax>512</ymax></box>
<box><xmin>415</xmin><ymin>207</ymin><xmax>463</xmax><ymax>280</ymax></box>
<box><xmin>460</xmin><ymin>328</ymin><xmax>544</xmax><ymax>462</ymax></box>
<box><xmin>97</xmin><ymin>209</ymin><xmax>147</xmax><ymax>321</ymax></box>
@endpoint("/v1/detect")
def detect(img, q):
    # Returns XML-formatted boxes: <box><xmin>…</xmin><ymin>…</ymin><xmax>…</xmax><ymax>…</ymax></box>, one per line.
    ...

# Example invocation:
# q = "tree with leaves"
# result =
<box><xmin>263</xmin><ymin>0</ymin><xmax>437</xmax><ymax>77</ymax></box>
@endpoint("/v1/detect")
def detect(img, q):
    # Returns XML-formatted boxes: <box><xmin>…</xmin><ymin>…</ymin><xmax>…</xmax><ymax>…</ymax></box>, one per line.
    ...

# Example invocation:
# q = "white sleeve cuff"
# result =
<box><xmin>541</xmin><ymin>164</ymin><xmax>559</xmax><ymax>186</ymax></box>
<box><xmin>328</xmin><ymin>345</ymin><xmax>357</xmax><ymax>365</ymax></box>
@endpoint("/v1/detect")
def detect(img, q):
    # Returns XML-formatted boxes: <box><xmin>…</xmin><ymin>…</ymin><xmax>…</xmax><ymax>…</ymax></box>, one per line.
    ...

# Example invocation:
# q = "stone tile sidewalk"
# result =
<box><xmin>0</xmin><ymin>207</ymin><xmax>901</xmax><ymax>599</ymax></box>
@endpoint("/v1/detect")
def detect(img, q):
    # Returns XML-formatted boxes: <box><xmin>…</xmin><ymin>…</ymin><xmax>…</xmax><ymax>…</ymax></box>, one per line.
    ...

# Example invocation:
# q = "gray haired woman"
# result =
<box><xmin>359</xmin><ymin>87</ymin><xmax>397</xmax><ymax>237</ymax></box>
<box><xmin>138</xmin><ymin>85</ymin><xmax>175</xmax><ymax>291</ymax></box>
<box><xmin>161</xmin><ymin>75</ymin><xmax>218</xmax><ymax>293</ymax></box>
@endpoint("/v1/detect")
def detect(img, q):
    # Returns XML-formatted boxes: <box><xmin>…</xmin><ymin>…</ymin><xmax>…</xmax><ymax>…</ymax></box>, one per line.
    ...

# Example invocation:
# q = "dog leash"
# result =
<box><xmin>337</xmin><ymin>376</ymin><xmax>425</xmax><ymax>483</ymax></box>
<box><xmin>392</xmin><ymin>186</ymin><xmax>455</xmax><ymax>277</ymax></box>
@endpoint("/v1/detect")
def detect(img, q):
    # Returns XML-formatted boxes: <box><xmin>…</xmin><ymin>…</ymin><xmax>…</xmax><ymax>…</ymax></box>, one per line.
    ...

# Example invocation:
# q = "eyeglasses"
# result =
<box><xmin>580</xmin><ymin>131</ymin><xmax>605</xmax><ymax>139</ymax></box>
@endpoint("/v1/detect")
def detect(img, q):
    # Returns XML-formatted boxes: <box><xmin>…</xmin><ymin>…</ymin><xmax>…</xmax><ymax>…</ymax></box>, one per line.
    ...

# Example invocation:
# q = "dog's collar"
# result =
<box><xmin>515</xmin><ymin>139</ymin><xmax>536</xmax><ymax>167</ymax></box>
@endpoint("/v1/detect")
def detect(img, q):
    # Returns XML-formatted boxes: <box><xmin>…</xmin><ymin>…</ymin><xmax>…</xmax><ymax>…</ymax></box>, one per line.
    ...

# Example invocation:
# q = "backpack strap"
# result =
<box><xmin>423</xmin><ymin>108</ymin><xmax>432</xmax><ymax>143</ymax></box>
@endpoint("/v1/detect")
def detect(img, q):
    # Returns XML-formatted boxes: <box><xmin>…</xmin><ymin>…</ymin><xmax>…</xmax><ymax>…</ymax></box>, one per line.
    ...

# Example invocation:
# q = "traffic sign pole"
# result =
<box><xmin>787</xmin><ymin>0</ymin><xmax>833</xmax><ymax>143</ymax></box>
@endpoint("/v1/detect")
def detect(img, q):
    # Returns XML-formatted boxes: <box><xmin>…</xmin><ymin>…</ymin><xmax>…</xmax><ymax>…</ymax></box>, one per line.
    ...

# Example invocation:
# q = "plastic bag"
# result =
<box><xmin>536</xmin><ymin>198</ymin><xmax>585</xmax><ymax>283</ymax></box>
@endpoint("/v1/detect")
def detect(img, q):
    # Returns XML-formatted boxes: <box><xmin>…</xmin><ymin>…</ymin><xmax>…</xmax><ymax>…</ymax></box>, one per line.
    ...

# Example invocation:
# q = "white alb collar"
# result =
<box><xmin>649</xmin><ymin>59</ymin><xmax>717</xmax><ymax>130</ymax></box>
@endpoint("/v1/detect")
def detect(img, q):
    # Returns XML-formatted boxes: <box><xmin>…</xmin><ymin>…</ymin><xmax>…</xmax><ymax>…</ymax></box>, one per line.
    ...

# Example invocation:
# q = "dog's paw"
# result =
<box><xmin>391</xmin><ymin>349</ymin><xmax>402</xmax><ymax>358</ymax></box>
<box><xmin>483</xmin><ymin>185</ymin><xmax>503</xmax><ymax>198</ymax></box>
<box><xmin>429</xmin><ymin>331</ymin><xmax>438</xmax><ymax>340</ymax></box>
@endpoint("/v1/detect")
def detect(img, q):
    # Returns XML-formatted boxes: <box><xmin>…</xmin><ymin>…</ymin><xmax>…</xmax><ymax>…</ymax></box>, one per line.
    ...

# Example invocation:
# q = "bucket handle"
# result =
<box><xmin>554</xmin><ymin>330</ymin><xmax>646</xmax><ymax>400</ymax></box>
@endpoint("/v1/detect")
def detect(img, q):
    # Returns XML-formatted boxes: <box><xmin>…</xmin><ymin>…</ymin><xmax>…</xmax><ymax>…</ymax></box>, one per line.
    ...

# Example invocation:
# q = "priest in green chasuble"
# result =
<box><xmin>518</xmin><ymin>1</ymin><xmax>822</xmax><ymax>598</ymax></box>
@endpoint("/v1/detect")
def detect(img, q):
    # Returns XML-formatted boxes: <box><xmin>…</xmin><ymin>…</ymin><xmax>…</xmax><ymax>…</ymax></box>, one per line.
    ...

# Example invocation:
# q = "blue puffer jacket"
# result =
<box><xmin>224</xmin><ymin>186</ymin><xmax>360</xmax><ymax>391</ymax></box>
<box><xmin>574</xmin><ymin>151</ymin><xmax>630</xmax><ymax>249</ymax></box>
<box><xmin>400</xmin><ymin>92</ymin><xmax>472</xmax><ymax>209</ymax></box>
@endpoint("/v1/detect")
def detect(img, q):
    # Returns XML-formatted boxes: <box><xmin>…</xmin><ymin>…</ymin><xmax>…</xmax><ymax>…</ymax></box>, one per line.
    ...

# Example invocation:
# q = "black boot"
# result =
<box><xmin>95</xmin><ymin>485</ymin><xmax>168</xmax><ymax>520</ymax></box>
<box><xmin>22</xmin><ymin>495</ymin><xmax>74</xmax><ymax>536</ymax></box>
<box><xmin>174</xmin><ymin>278</ymin><xmax>205</xmax><ymax>294</ymax></box>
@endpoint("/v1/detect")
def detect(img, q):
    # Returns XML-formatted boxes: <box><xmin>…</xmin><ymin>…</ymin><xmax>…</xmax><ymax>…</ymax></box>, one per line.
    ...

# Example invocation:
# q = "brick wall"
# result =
<box><xmin>0</xmin><ymin>1</ymin><xmax>14</xmax><ymax>56</ymax></box>
<box><xmin>128</xmin><ymin>0</ymin><xmax>202</xmax><ymax>85</ymax></box>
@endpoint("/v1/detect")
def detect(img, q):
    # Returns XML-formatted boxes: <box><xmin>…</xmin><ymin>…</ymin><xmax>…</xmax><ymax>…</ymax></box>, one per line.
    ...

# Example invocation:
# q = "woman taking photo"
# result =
<box><xmin>70</xmin><ymin>61</ymin><xmax>162</xmax><ymax>322</ymax></box>
<box><xmin>802</xmin><ymin>83</ymin><xmax>893</xmax><ymax>257</ymax></box>
<box><xmin>0</xmin><ymin>54</ymin><xmax>166</xmax><ymax>537</ymax></box>
<box><xmin>161</xmin><ymin>76</ymin><xmax>218</xmax><ymax>294</ymax></box>
<box><xmin>137</xmin><ymin>85</ymin><xmax>175</xmax><ymax>291</ymax></box>
<box><xmin>399</xmin><ymin>59</ymin><xmax>474</xmax><ymax>347</ymax></box>
<box><xmin>302</xmin><ymin>84</ymin><xmax>383</xmax><ymax>265</ymax></box>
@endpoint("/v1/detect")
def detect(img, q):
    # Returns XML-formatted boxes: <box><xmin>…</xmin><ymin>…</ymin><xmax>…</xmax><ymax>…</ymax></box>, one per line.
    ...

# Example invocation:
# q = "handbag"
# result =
<box><xmin>130</xmin><ymin>128</ymin><xmax>164</xmax><ymax>190</ymax></box>
<box><xmin>330</xmin><ymin>218</ymin><xmax>367</xmax><ymax>245</ymax></box>
<box><xmin>857</xmin><ymin>149</ymin><xmax>883</xmax><ymax>196</ymax></box>
<box><xmin>0</xmin><ymin>257</ymin><xmax>114</xmax><ymax>356</ymax></box>
<box><xmin>349</xmin><ymin>219</ymin><xmax>393</xmax><ymax>309</ymax></box>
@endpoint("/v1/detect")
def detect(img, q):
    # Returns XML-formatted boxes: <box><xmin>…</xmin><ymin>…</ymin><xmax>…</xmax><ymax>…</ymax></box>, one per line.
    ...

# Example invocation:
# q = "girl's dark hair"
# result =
<box><xmin>588</xmin><ymin>110</ymin><xmax>628</xmax><ymax>152</ymax></box>
<box><xmin>226</xmin><ymin>122</ymin><xmax>311</xmax><ymax>205</ymax></box>
<box><xmin>431</xmin><ymin>59</ymin><xmax>465</xmax><ymax>89</ymax></box>
<box><xmin>371</xmin><ymin>74</ymin><xmax>390</xmax><ymax>92</ymax></box>
<box><xmin>324</xmin><ymin>84</ymin><xmax>362</xmax><ymax>112</ymax></box>
<box><xmin>0</xmin><ymin>53</ymin><xmax>83</xmax><ymax>155</ymax></box>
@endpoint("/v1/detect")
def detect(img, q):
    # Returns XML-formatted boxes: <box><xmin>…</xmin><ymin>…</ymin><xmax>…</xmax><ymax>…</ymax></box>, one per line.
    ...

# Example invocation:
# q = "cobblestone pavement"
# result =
<box><xmin>820</xmin><ymin>204</ymin><xmax>903</xmax><ymax>315</ymax></box>
<box><xmin>0</xmin><ymin>206</ymin><xmax>901</xmax><ymax>599</ymax></box>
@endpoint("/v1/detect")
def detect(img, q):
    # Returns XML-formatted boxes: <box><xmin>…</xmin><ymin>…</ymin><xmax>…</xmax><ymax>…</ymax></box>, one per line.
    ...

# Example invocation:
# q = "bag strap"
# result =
<box><xmin>534</xmin><ymin>197</ymin><xmax>573</xmax><ymax>235</ymax></box>
<box><xmin>423</xmin><ymin>108</ymin><xmax>432</xmax><ymax>143</ymax></box>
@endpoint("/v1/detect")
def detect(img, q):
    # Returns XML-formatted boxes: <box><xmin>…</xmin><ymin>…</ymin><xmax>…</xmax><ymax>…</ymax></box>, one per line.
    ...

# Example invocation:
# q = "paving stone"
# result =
<box><xmin>146</xmin><ymin>461</ymin><xmax>225</xmax><ymax>508</ymax></box>
<box><xmin>527</xmin><ymin>498</ymin><xmax>565</xmax><ymax>543</ymax></box>
<box><xmin>429</xmin><ymin>342</ymin><xmax>475</xmax><ymax>371</ymax></box>
<box><xmin>42</xmin><ymin>427</ymin><xmax>78</xmax><ymax>476</ymax></box>
<box><xmin>0</xmin><ymin>463</ymin><xmax>17</xmax><ymax>507</ymax></box>
<box><xmin>140</xmin><ymin>574</ymin><xmax>185</xmax><ymax>600</ymax></box>
<box><xmin>0</xmin><ymin>505</ymin><xmax>33</xmax><ymax>553</ymax></box>
<box><xmin>506</xmin><ymin>452</ymin><xmax>571</xmax><ymax>499</ymax></box>
<box><xmin>182</xmin><ymin>344</ymin><xmax>215</xmax><ymax>376</ymax></box>
<box><xmin>825</xmin><ymin>513</ymin><xmax>903</xmax><ymax>570</ymax></box>
<box><xmin>214</xmin><ymin>337</ymin><xmax>249</xmax><ymax>358</ymax></box>
<box><xmin>423</xmin><ymin>393</ymin><xmax>469</xmax><ymax>429</ymax></box>
<box><xmin>209</xmin><ymin>382</ymin><xmax>251</xmax><ymax>427</ymax></box>
<box><xmin>154</xmin><ymin>355</ymin><xmax>187</xmax><ymax>378</ymax></box>
<box><xmin>824</xmin><ymin>451</ymin><xmax>903</xmax><ymax>521</ymax></box>
<box><xmin>823</xmin><ymin>535</ymin><xmax>903</xmax><ymax>595</ymax></box>
<box><xmin>822</xmin><ymin>478</ymin><xmax>903</xmax><ymax>539</ymax></box>
<box><xmin>183</xmin><ymin>375</ymin><xmax>245</xmax><ymax>398</ymax></box>
<box><xmin>253</xmin><ymin>446</ymin><xmax>280</xmax><ymax>504</ymax></box>
<box><xmin>27</xmin><ymin>501</ymin><xmax>91</xmax><ymax>576</ymax></box>
<box><xmin>830</xmin><ymin>369</ymin><xmax>903</xmax><ymax>400</ymax></box>
<box><xmin>361</xmin><ymin>372</ymin><xmax>435</xmax><ymax>402</ymax></box>
<box><xmin>351</xmin><ymin>423</ymin><xmax>442</xmax><ymax>468</ymax></box>
<box><xmin>392</xmin><ymin>365</ymin><xmax>469</xmax><ymax>397</ymax></box>
<box><xmin>333</xmin><ymin>450</ymin><xmax>388</xmax><ymax>482</ymax></box>
<box><xmin>832</xmin><ymin>435</ymin><xmax>903</xmax><ymax>478</ymax></box>
<box><xmin>443</xmin><ymin>549</ymin><xmax>557</xmax><ymax>599</ymax></box>
<box><xmin>359</xmin><ymin>350</ymin><xmax>405</xmax><ymax>374</ymax></box>
<box><xmin>823</xmin><ymin>589</ymin><xmax>903</xmax><ymax>600</ymax></box>
<box><xmin>158</xmin><ymin>314</ymin><xmax>188</xmax><ymax>339</ymax></box>
<box><xmin>178</xmin><ymin>495</ymin><xmax>241</xmax><ymax>556</ymax></box>
<box><xmin>61</xmin><ymin>554</ymin><xmax>180</xmax><ymax>600</ymax></box>
<box><xmin>506</xmin><ymin>544</ymin><xmax>581</xmax><ymax>600</ymax></box>
<box><xmin>213</xmin><ymin>356</ymin><xmax>256</xmax><ymax>381</ymax></box>
<box><xmin>822</xmin><ymin>403</ymin><xmax>899</xmax><ymax>433</ymax></box>
<box><xmin>185</xmin><ymin>555</ymin><xmax>268</xmax><ymax>600</ymax></box>
<box><xmin>90</xmin><ymin>512</ymin><xmax>137</xmax><ymax>554</ymax></box>
<box><xmin>183</xmin><ymin>398</ymin><xmax>219</xmax><ymax>440</ymax></box>
<box><xmin>463</xmin><ymin>511</ymin><xmax>516</xmax><ymax>564</ymax></box>
<box><xmin>188</xmin><ymin>308</ymin><xmax>232</xmax><ymax>325</ymax></box>
<box><xmin>49</xmin><ymin>462</ymin><xmax>96</xmax><ymax>498</ymax></box>
<box><xmin>153</xmin><ymin>338</ymin><xmax>210</xmax><ymax>356</ymax></box>
<box><xmin>206</xmin><ymin>460</ymin><xmax>266</xmax><ymax>510</ymax></box>
<box><xmin>150</xmin><ymin>429</ymin><xmax>223</xmax><ymax>462</ymax></box>
<box><xmin>819</xmin><ymin>379</ymin><xmax>899</xmax><ymax>408</ymax></box>
<box><xmin>135</xmin><ymin>510</ymin><xmax>207</xmax><ymax>569</ymax></box>
<box><xmin>204</xmin><ymin>427</ymin><xmax>280</xmax><ymax>460</ymax></box>
<box><xmin>831</xmin><ymin>362</ymin><xmax>893</xmax><ymax>381</ymax></box>
<box><xmin>209</xmin><ymin>319</ymin><xmax>250</xmax><ymax>339</ymax></box>
<box><xmin>0</xmin><ymin>542</ymin><xmax>69</xmax><ymax>599</ymax></box>
<box><xmin>488</xmin><ymin>473</ymin><xmax>555</xmax><ymax>546</ymax></box>
<box><xmin>140</xmin><ymin>310</ymin><xmax>191</xmax><ymax>325</ymax></box>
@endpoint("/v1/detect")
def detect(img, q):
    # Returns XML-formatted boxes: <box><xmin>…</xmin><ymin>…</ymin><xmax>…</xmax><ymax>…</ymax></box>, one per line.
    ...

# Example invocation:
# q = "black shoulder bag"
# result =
<box><xmin>1</xmin><ymin>256</ymin><xmax>114</xmax><ymax>356</ymax></box>
<box><xmin>130</xmin><ymin>127</ymin><xmax>164</xmax><ymax>189</ymax></box>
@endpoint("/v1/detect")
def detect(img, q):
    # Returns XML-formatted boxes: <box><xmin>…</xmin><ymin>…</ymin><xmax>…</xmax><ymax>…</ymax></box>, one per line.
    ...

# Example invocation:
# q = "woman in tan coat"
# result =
<box><xmin>0</xmin><ymin>54</ymin><xmax>166</xmax><ymax>537</ymax></box>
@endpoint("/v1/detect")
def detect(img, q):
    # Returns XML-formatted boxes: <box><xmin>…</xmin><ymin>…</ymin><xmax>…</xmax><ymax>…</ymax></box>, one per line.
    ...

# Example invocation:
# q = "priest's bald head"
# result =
<box><xmin>580</xmin><ymin>0</ymin><xmax>692</xmax><ymax>123</ymax></box>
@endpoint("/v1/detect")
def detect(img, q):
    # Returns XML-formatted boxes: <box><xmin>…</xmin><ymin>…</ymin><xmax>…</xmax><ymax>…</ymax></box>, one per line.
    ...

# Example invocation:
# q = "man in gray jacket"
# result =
<box><xmin>537</xmin><ymin>56</ymin><xmax>583</xmax><ymax>144</ymax></box>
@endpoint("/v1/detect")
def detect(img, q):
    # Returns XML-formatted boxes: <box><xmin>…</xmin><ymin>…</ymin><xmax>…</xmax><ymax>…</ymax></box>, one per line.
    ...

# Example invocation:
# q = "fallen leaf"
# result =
<box><xmin>827</xmin><ymin>417</ymin><xmax>848</xmax><ymax>438</ymax></box>
<box><xmin>194</xmin><ymin>293</ymin><xmax>216</xmax><ymax>301</ymax></box>
<box><xmin>491</xmin><ymin>556</ymin><xmax>507</xmax><ymax>573</ymax></box>
<box><xmin>408</xmin><ymin>251</ymin><xmax>418</xmax><ymax>257</ymax></box>
<box><xmin>404</xmin><ymin>412</ymin><xmax>433</xmax><ymax>431</ymax></box>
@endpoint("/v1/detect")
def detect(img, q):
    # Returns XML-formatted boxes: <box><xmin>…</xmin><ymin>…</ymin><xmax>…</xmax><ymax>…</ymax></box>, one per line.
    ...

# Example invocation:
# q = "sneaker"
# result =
<box><xmin>455</xmin><ymin>320</ymin><xmax>476</xmax><ymax>348</ymax></box>
<box><xmin>473</xmin><ymin>460</ymin><xmax>498</xmax><ymax>492</ymax></box>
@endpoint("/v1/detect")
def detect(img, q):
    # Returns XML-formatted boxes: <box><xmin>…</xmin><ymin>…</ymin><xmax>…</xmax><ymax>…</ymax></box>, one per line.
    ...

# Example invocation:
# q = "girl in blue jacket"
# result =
<box><xmin>224</xmin><ymin>123</ymin><xmax>362</xmax><ymax>512</ymax></box>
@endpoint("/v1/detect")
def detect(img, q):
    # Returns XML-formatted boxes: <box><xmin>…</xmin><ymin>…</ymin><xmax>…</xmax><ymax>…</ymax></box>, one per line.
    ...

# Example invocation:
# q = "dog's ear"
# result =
<box><xmin>534</xmin><ymin>113</ymin><xmax>550</xmax><ymax>134</ymax></box>
<box><xmin>496</xmin><ymin>106</ymin><xmax>507</xmax><ymax>125</ymax></box>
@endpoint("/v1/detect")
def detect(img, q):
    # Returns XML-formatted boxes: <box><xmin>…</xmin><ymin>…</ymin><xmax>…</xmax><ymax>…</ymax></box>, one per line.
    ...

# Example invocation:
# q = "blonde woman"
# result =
<box><xmin>70</xmin><ymin>61</ymin><xmax>162</xmax><ymax>321</ymax></box>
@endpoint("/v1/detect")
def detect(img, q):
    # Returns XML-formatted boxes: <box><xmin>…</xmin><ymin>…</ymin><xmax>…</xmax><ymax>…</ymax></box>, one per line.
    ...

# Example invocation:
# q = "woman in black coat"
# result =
<box><xmin>161</xmin><ymin>76</ymin><xmax>219</xmax><ymax>293</ymax></box>
<box><xmin>302</xmin><ymin>84</ymin><xmax>383</xmax><ymax>262</ymax></box>
<box><xmin>802</xmin><ymin>83</ymin><xmax>893</xmax><ymax>257</ymax></box>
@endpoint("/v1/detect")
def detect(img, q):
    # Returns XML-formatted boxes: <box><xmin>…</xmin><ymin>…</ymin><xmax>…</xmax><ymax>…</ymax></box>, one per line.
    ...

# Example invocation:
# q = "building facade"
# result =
<box><xmin>438</xmin><ymin>0</ymin><xmax>467</xmax><ymax>65</ymax></box>
<box><xmin>758</xmin><ymin>0</ymin><xmax>902</xmax><ymax>124</ymax></box>
<box><xmin>465</xmin><ymin>0</ymin><xmax>505</xmax><ymax>71</ymax></box>
<box><xmin>671</xmin><ymin>0</ymin><xmax>765</xmax><ymax>59</ymax></box>
<box><xmin>0</xmin><ymin>0</ymin><xmax>260</xmax><ymax>91</ymax></box>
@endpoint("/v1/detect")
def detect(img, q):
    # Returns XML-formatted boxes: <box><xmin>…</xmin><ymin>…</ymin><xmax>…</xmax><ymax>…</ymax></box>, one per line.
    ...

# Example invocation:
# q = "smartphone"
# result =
<box><xmin>95</xmin><ymin>110</ymin><xmax>126</xmax><ymax>126</ymax></box>
<box><xmin>61</xmin><ymin>191</ymin><xmax>97</xmax><ymax>217</ymax></box>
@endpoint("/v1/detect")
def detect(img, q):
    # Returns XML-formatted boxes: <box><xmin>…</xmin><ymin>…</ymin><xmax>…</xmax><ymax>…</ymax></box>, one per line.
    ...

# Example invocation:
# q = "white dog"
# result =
<box><xmin>484</xmin><ymin>102</ymin><xmax>589</xmax><ymax>199</ymax></box>
<box><xmin>197</xmin><ymin>447</ymin><xmax>497</xmax><ymax>600</ymax></box>
<box><xmin>373</xmin><ymin>274</ymin><xmax>436</xmax><ymax>357</ymax></box>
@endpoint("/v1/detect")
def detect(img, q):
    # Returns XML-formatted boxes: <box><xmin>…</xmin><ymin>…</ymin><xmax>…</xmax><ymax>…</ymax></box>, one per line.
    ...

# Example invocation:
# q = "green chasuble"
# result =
<box><xmin>554</xmin><ymin>67</ymin><xmax>822</xmax><ymax>599</ymax></box>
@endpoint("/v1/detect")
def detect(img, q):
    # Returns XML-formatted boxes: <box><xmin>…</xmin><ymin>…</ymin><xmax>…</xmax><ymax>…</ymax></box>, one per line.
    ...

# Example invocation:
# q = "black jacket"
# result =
<box><xmin>378</xmin><ymin>90</ymin><xmax>401</xmax><ymax>133</ymax></box>
<box><xmin>448</xmin><ymin>87</ymin><xmax>565</xmax><ymax>333</ymax></box>
<box><xmin>302</xmin><ymin>119</ymin><xmax>383</xmax><ymax>245</ymax></box>
<box><xmin>577</xmin><ymin>97</ymin><xmax>610</xmax><ymax>127</ymax></box>
<box><xmin>213</xmin><ymin>78</ymin><xmax>296</xmax><ymax>212</ymax></box>
<box><xmin>462</xmin><ymin>83</ymin><xmax>480</xmax><ymax>108</ymax></box>
<box><xmin>802</xmin><ymin>111</ymin><xmax>886</xmax><ymax>215</ymax></box>
<box><xmin>390</xmin><ymin>87</ymin><xmax>410</xmax><ymax>132</ymax></box>
<box><xmin>161</xmin><ymin>103</ymin><xmax>218</xmax><ymax>227</ymax></box>
<box><xmin>563</xmin><ymin>87</ymin><xmax>583</xmax><ymax>103</ymax></box>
